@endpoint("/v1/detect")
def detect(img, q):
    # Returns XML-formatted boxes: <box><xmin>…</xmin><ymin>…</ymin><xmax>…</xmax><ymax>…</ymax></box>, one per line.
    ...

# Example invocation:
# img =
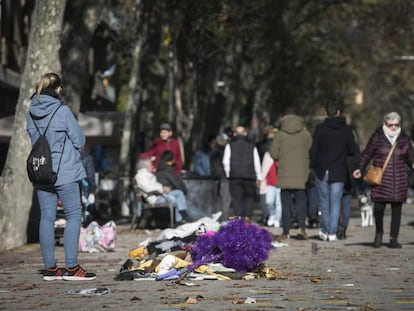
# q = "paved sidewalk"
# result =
<box><xmin>1</xmin><ymin>203</ymin><xmax>414</xmax><ymax>310</ymax></box>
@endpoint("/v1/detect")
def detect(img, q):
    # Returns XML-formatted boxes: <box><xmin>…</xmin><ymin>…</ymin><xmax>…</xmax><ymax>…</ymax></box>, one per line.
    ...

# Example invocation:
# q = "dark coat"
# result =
<box><xmin>210</xmin><ymin>144</ymin><xmax>226</xmax><ymax>178</ymax></box>
<box><xmin>228</xmin><ymin>136</ymin><xmax>256</xmax><ymax>180</ymax></box>
<box><xmin>156</xmin><ymin>162</ymin><xmax>187</xmax><ymax>195</ymax></box>
<box><xmin>256</xmin><ymin>138</ymin><xmax>272</xmax><ymax>161</ymax></box>
<box><xmin>357</xmin><ymin>127</ymin><xmax>414</xmax><ymax>202</ymax></box>
<box><xmin>310</xmin><ymin>116</ymin><xmax>358</xmax><ymax>183</ymax></box>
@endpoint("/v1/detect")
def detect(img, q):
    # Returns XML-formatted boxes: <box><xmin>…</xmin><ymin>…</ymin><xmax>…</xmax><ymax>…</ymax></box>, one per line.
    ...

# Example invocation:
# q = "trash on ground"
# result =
<box><xmin>186</xmin><ymin>297</ymin><xmax>198</xmax><ymax>304</ymax></box>
<box><xmin>244</xmin><ymin>297</ymin><xmax>257</xmax><ymax>304</ymax></box>
<box><xmin>67</xmin><ymin>287</ymin><xmax>110</xmax><ymax>295</ymax></box>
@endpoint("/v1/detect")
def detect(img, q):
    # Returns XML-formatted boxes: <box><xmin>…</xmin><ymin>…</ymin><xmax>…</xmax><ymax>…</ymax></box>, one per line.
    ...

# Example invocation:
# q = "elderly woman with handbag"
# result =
<box><xmin>353</xmin><ymin>112</ymin><xmax>414</xmax><ymax>248</ymax></box>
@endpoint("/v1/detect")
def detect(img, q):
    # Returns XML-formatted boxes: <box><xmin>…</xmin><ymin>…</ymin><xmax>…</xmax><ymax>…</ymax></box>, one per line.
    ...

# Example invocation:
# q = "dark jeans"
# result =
<box><xmin>340</xmin><ymin>193</ymin><xmax>352</xmax><ymax>227</ymax></box>
<box><xmin>229</xmin><ymin>179</ymin><xmax>256</xmax><ymax>219</ymax></box>
<box><xmin>374</xmin><ymin>202</ymin><xmax>402</xmax><ymax>238</ymax></box>
<box><xmin>307</xmin><ymin>185</ymin><xmax>319</xmax><ymax>221</ymax></box>
<box><xmin>281</xmin><ymin>189</ymin><xmax>307</xmax><ymax>235</ymax></box>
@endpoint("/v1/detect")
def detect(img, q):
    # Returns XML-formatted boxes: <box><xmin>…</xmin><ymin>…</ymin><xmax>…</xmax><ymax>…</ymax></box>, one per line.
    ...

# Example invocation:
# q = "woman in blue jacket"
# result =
<box><xmin>26</xmin><ymin>72</ymin><xmax>95</xmax><ymax>281</ymax></box>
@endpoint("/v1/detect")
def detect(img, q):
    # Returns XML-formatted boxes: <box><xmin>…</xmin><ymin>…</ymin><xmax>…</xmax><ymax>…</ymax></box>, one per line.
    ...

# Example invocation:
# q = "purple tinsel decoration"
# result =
<box><xmin>188</xmin><ymin>219</ymin><xmax>274</xmax><ymax>272</ymax></box>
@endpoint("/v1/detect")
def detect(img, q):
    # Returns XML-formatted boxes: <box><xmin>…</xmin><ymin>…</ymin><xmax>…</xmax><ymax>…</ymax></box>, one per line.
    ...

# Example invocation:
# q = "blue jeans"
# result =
<box><xmin>266</xmin><ymin>186</ymin><xmax>282</xmax><ymax>221</ymax></box>
<box><xmin>315</xmin><ymin>171</ymin><xmax>344</xmax><ymax>235</ymax></box>
<box><xmin>155</xmin><ymin>189</ymin><xmax>187</xmax><ymax>222</ymax></box>
<box><xmin>281</xmin><ymin>189</ymin><xmax>307</xmax><ymax>235</ymax></box>
<box><xmin>37</xmin><ymin>182</ymin><xmax>82</xmax><ymax>268</ymax></box>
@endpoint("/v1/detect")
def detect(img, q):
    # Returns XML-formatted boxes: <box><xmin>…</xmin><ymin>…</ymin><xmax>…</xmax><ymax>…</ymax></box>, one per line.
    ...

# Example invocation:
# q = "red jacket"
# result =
<box><xmin>140</xmin><ymin>137</ymin><xmax>182</xmax><ymax>174</ymax></box>
<box><xmin>266</xmin><ymin>161</ymin><xmax>278</xmax><ymax>186</ymax></box>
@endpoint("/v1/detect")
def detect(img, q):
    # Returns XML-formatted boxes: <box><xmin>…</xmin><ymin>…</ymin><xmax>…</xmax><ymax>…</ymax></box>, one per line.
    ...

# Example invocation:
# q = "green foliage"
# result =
<box><xmin>109</xmin><ymin>0</ymin><xmax>414</xmax><ymax>156</ymax></box>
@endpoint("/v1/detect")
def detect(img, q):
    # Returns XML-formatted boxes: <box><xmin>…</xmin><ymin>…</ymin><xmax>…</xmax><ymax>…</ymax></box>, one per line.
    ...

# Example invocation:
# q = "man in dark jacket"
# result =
<box><xmin>310</xmin><ymin>100</ymin><xmax>358</xmax><ymax>242</ymax></box>
<box><xmin>223</xmin><ymin>126</ymin><xmax>261</xmax><ymax>220</ymax></box>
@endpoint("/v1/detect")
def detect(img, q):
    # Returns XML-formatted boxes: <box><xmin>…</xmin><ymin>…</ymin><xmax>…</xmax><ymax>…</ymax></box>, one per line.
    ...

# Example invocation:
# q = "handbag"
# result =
<box><xmin>363</xmin><ymin>142</ymin><xmax>397</xmax><ymax>186</ymax></box>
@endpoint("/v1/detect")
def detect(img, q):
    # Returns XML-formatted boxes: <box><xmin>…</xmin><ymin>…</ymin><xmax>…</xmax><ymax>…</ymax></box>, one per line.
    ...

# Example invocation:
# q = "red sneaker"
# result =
<box><xmin>62</xmin><ymin>265</ymin><xmax>96</xmax><ymax>281</ymax></box>
<box><xmin>42</xmin><ymin>267</ymin><xmax>64</xmax><ymax>281</ymax></box>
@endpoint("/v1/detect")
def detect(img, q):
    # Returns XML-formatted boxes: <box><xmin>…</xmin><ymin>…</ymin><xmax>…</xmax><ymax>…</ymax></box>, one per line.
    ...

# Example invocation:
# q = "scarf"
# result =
<box><xmin>382</xmin><ymin>124</ymin><xmax>401</xmax><ymax>144</ymax></box>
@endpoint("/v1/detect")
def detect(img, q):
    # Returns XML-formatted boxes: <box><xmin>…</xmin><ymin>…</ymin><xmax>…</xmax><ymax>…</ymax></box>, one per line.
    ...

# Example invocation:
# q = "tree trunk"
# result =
<box><xmin>117</xmin><ymin>1</ymin><xmax>146</xmax><ymax>215</ymax></box>
<box><xmin>60</xmin><ymin>0</ymin><xmax>106</xmax><ymax>114</ymax></box>
<box><xmin>0</xmin><ymin>0</ymin><xmax>67</xmax><ymax>251</ymax></box>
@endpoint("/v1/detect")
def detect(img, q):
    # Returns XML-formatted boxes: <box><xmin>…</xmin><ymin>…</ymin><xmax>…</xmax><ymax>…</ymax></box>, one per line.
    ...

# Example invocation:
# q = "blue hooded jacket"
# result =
<box><xmin>26</xmin><ymin>92</ymin><xmax>86</xmax><ymax>186</ymax></box>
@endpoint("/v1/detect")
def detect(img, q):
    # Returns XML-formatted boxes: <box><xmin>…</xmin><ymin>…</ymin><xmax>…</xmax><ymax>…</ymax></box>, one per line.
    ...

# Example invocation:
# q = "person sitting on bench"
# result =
<box><xmin>135</xmin><ymin>157</ymin><xmax>188</xmax><ymax>225</ymax></box>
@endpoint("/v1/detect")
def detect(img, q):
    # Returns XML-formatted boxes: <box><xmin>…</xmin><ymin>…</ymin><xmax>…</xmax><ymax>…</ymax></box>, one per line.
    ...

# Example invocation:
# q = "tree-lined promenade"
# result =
<box><xmin>1</xmin><ymin>0</ymin><xmax>414</xmax><ymax>250</ymax></box>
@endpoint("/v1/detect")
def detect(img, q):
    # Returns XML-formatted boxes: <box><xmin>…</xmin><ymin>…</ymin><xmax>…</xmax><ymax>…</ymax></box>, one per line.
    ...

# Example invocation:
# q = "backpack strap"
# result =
<box><xmin>30</xmin><ymin>105</ymin><xmax>63</xmax><ymax>135</ymax></box>
<box><xmin>30</xmin><ymin>104</ymin><xmax>66</xmax><ymax>179</ymax></box>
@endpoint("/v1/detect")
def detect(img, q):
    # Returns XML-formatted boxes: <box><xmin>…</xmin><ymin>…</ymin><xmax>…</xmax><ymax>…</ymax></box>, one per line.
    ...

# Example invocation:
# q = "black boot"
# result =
<box><xmin>389</xmin><ymin>237</ymin><xmax>402</xmax><ymax>249</ymax></box>
<box><xmin>342</xmin><ymin>226</ymin><xmax>347</xmax><ymax>239</ymax></box>
<box><xmin>373</xmin><ymin>232</ymin><xmax>383</xmax><ymax>248</ymax></box>
<box><xmin>336</xmin><ymin>225</ymin><xmax>344</xmax><ymax>240</ymax></box>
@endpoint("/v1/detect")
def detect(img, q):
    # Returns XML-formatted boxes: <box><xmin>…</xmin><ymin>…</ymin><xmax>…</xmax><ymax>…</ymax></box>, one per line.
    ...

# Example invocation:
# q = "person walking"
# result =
<box><xmin>259</xmin><ymin>151</ymin><xmax>282</xmax><ymax>228</ymax></box>
<box><xmin>310</xmin><ymin>100</ymin><xmax>358</xmax><ymax>242</ymax></box>
<box><xmin>337</xmin><ymin>152</ymin><xmax>359</xmax><ymax>240</ymax></box>
<box><xmin>256</xmin><ymin>125</ymin><xmax>278</xmax><ymax>225</ymax></box>
<box><xmin>306</xmin><ymin>170</ymin><xmax>320</xmax><ymax>229</ymax></box>
<box><xmin>353</xmin><ymin>112</ymin><xmax>414</xmax><ymax>248</ymax></box>
<box><xmin>270</xmin><ymin>114</ymin><xmax>312</xmax><ymax>240</ymax></box>
<box><xmin>223</xmin><ymin>126</ymin><xmax>261</xmax><ymax>220</ymax></box>
<box><xmin>26</xmin><ymin>72</ymin><xmax>96</xmax><ymax>281</ymax></box>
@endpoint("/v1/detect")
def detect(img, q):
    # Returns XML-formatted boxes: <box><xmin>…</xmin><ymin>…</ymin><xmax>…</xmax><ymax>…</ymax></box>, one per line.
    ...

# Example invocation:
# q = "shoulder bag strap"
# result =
<box><xmin>382</xmin><ymin>142</ymin><xmax>398</xmax><ymax>171</ymax></box>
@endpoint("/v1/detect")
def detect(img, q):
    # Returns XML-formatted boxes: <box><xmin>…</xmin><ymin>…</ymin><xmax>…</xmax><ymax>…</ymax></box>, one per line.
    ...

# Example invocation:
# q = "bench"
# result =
<box><xmin>130</xmin><ymin>182</ymin><xmax>175</xmax><ymax>230</ymax></box>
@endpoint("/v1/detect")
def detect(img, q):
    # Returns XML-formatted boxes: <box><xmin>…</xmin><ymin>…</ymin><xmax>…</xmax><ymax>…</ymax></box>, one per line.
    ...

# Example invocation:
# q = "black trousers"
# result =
<box><xmin>229</xmin><ymin>179</ymin><xmax>257</xmax><ymax>219</ymax></box>
<box><xmin>373</xmin><ymin>202</ymin><xmax>402</xmax><ymax>238</ymax></box>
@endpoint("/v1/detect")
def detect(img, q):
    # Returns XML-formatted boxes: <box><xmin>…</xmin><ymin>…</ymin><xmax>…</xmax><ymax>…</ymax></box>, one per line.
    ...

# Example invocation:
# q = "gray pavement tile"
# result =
<box><xmin>1</xmin><ymin>203</ymin><xmax>414</xmax><ymax>310</ymax></box>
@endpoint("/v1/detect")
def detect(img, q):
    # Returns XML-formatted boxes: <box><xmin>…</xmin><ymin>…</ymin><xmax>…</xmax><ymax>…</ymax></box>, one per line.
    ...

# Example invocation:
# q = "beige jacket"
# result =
<box><xmin>270</xmin><ymin>115</ymin><xmax>312</xmax><ymax>189</ymax></box>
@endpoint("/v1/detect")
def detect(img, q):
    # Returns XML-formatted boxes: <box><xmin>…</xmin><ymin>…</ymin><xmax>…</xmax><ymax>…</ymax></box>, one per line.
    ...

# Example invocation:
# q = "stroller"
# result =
<box><xmin>54</xmin><ymin>179</ymin><xmax>94</xmax><ymax>245</ymax></box>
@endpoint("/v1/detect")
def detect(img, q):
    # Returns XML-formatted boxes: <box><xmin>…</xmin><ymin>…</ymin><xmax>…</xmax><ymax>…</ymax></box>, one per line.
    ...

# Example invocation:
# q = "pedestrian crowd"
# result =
<box><xmin>134</xmin><ymin>100</ymin><xmax>414</xmax><ymax>252</ymax></box>
<box><xmin>26</xmin><ymin>72</ymin><xmax>414</xmax><ymax>282</ymax></box>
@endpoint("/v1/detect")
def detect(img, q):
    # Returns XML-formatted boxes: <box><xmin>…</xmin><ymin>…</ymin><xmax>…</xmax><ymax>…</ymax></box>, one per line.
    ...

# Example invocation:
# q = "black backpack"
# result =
<box><xmin>27</xmin><ymin>105</ymin><xmax>65</xmax><ymax>186</ymax></box>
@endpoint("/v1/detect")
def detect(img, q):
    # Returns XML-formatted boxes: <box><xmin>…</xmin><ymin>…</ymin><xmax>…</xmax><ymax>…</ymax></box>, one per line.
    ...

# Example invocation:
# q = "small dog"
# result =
<box><xmin>359</xmin><ymin>193</ymin><xmax>373</xmax><ymax>227</ymax></box>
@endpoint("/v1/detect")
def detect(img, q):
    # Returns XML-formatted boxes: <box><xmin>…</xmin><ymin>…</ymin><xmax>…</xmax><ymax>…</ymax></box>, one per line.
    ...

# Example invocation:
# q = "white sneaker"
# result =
<box><xmin>319</xmin><ymin>231</ymin><xmax>328</xmax><ymax>241</ymax></box>
<box><xmin>328</xmin><ymin>234</ymin><xmax>337</xmax><ymax>242</ymax></box>
<box><xmin>267</xmin><ymin>215</ymin><xmax>275</xmax><ymax>227</ymax></box>
<box><xmin>273</xmin><ymin>220</ymin><xmax>280</xmax><ymax>228</ymax></box>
